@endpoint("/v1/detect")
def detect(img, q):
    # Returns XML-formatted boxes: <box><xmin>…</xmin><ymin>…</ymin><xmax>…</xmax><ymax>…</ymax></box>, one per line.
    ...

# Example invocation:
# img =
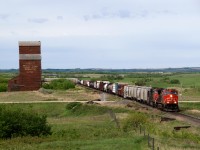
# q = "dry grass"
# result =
<box><xmin>0</xmin><ymin>86</ymin><xmax>100</xmax><ymax>102</ymax></box>
<box><xmin>180</xmin><ymin>96</ymin><xmax>200</xmax><ymax>101</ymax></box>
<box><xmin>0</xmin><ymin>91</ymin><xmax>49</xmax><ymax>102</ymax></box>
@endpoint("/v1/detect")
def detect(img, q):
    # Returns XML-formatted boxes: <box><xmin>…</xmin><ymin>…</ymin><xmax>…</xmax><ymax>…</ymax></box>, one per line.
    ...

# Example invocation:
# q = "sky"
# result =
<box><xmin>0</xmin><ymin>0</ymin><xmax>200</xmax><ymax>69</ymax></box>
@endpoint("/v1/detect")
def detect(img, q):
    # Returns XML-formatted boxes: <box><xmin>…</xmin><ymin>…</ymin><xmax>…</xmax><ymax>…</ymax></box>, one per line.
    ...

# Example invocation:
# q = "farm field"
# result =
<box><xmin>0</xmin><ymin>72</ymin><xmax>200</xmax><ymax>149</ymax></box>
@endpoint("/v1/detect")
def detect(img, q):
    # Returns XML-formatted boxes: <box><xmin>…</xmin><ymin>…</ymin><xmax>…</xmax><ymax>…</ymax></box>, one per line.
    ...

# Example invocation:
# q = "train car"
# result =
<box><xmin>132</xmin><ymin>86</ymin><xmax>138</xmax><ymax>100</ymax></box>
<box><xmin>89</xmin><ymin>81</ymin><xmax>94</xmax><ymax>88</ymax></box>
<box><xmin>83</xmin><ymin>80</ymin><xmax>88</xmax><ymax>86</ymax></box>
<box><xmin>124</xmin><ymin>85</ymin><xmax>135</xmax><ymax>99</ymax></box>
<box><xmin>96</xmin><ymin>81</ymin><xmax>101</xmax><ymax>89</ymax></box>
<box><xmin>107</xmin><ymin>83</ymin><xmax>113</xmax><ymax>94</ymax></box>
<box><xmin>153</xmin><ymin>88</ymin><xmax>179</xmax><ymax>111</ymax></box>
<box><xmin>112</xmin><ymin>83</ymin><xmax>118</xmax><ymax>94</ymax></box>
<box><xmin>86</xmin><ymin>81</ymin><xmax>90</xmax><ymax>87</ymax></box>
<box><xmin>103</xmin><ymin>81</ymin><xmax>110</xmax><ymax>92</ymax></box>
<box><xmin>140</xmin><ymin>87</ymin><xmax>152</xmax><ymax>104</ymax></box>
<box><xmin>99</xmin><ymin>82</ymin><xmax>104</xmax><ymax>91</ymax></box>
<box><xmin>94</xmin><ymin>81</ymin><xmax>97</xmax><ymax>89</ymax></box>
<box><xmin>77</xmin><ymin>79</ymin><xmax>179</xmax><ymax>112</ymax></box>
<box><xmin>136</xmin><ymin>86</ymin><xmax>142</xmax><ymax>101</ymax></box>
<box><xmin>162</xmin><ymin>89</ymin><xmax>179</xmax><ymax>111</ymax></box>
<box><xmin>118</xmin><ymin>84</ymin><xmax>127</xmax><ymax>97</ymax></box>
<box><xmin>152</xmin><ymin>88</ymin><xmax>163</xmax><ymax>107</ymax></box>
<box><xmin>124</xmin><ymin>85</ymin><xmax>129</xmax><ymax>98</ymax></box>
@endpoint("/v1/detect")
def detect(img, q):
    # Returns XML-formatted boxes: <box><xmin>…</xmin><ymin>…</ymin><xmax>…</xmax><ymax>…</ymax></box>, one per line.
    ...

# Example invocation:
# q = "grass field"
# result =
<box><xmin>0</xmin><ymin>100</ymin><xmax>199</xmax><ymax>150</ymax></box>
<box><xmin>0</xmin><ymin>103</ymin><xmax>149</xmax><ymax>150</ymax></box>
<box><xmin>0</xmin><ymin>72</ymin><xmax>200</xmax><ymax>149</ymax></box>
<box><xmin>0</xmin><ymin>86</ymin><xmax>100</xmax><ymax>102</ymax></box>
<box><xmin>179</xmin><ymin>102</ymin><xmax>200</xmax><ymax>118</ymax></box>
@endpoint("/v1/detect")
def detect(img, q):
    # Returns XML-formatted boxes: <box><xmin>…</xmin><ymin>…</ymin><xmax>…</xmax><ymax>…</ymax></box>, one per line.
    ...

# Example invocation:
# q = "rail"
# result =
<box><xmin>78</xmin><ymin>84</ymin><xmax>200</xmax><ymax>126</ymax></box>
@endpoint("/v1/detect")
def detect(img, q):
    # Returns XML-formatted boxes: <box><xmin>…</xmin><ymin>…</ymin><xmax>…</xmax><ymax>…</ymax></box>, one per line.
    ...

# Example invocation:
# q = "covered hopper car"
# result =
<box><xmin>79</xmin><ymin>79</ymin><xmax>179</xmax><ymax>111</ymax></box>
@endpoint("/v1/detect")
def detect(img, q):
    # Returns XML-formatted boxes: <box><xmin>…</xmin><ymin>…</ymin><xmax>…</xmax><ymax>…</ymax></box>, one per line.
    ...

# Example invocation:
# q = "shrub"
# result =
<box><xmin>42</xmin><ymin>79</ymin><xmax>75</xmax><ymax>90</ymax></box>
<box><xmin>135</xmin><ymin>79</ymin><xmax>146</xmax><ymax>86</ymax></box>
<box><xmin>0</xmin><ymin>106</ymin><xmax>51</xmax><ymax>139</ymax></box>
<box><xmin>123</xmin><ymin>113</ymin><xmax>148</xmax><ymax>132</ymax></box>
<box><xmin>0</xmin><ymin>77</ymin><xmax>9</xmax><ymax>84</ymax></box>
<box><xmin>0</xmin><ymin>83</ymin><xmax>7</xmax><ymax>92</ymax></box>
<box><xmin>170</xmin><ymin>79</ymin><xmax>180</xmax><ymax>84</ymax></box>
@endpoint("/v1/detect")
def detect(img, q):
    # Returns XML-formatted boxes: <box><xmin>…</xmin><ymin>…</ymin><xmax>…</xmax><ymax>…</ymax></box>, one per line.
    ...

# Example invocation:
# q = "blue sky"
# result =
<box><xmin>0</xmin><ymin>0</ymin><xmax>200</xmax><ymax>69</ymax></box>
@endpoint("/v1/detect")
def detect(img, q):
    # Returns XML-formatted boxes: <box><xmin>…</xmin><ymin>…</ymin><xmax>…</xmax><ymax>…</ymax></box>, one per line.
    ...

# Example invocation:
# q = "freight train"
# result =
<box><xmin>78</xmin><ymin>80</ymin><xmax>179</xmax><ymax>112</ymax></box>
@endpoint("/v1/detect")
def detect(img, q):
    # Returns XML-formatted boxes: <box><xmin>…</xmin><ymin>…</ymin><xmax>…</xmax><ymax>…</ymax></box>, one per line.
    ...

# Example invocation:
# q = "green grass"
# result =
<box><xmin>39</xmin><ymin>137</ymin><xmax>147</xmax><ymax>150</ymax></box>
<box><xmin>0</xmin><ymin>103</ymin><xmax>148</xmax><ymax>150</ymax></box>
<box><xmin>179</xmin><ymin>102</ymin><xmax>200</xmax><ymax>117</ymax></box>
<box><xmin>0</xmin><ymin>103</ymin><xmax>200</xmax><ymax>150</ymax></box>
<box><xmin>179</xmin><ymin>102</ymin><xmax>200</xmax><ymax>111</ymax></box>
<box><xmin>1</xmin><ymin>72</ymin><xmax>200</xmax><ymax>149</ymax></box>
<box><xmin>120</xmin><ymin>73</ymin><xmax>200</xmax><ymax>88</ymax></box>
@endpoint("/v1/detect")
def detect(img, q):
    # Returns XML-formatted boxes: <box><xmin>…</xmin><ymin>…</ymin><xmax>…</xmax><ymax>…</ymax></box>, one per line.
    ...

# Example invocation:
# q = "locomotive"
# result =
<box><xmin>78</xmin><ymin>80</ymin><xmax>179</xmax><ymax>112</ymax></box>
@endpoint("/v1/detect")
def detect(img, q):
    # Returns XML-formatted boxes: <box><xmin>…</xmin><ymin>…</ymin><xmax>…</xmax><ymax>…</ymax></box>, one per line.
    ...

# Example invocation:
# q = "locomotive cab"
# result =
<box><xmin>162</xmin><ymin>89</ymin><xmax>179</xmax><ymax>111</ymax></box>
<box><xmin>152</xmin><ymin>88</ymin><xmax>163</xmax><ymax>106</ymax></box>
<box><xmin>152</xmin><ymin>88</ymin><xmax>179</xmax><ymax>111</ymax></box>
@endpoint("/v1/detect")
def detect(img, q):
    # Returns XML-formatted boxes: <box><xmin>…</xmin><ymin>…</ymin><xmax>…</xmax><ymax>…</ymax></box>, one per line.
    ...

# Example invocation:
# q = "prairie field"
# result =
<box><xmin>0</xmin><ymin>72</ymin><xmax>200</xmax><ymax>149</ymax></box>
<box><xmin>0</xmin><ymin>89</ymin><xmax>200</xmax><ymax>150</ymax></box>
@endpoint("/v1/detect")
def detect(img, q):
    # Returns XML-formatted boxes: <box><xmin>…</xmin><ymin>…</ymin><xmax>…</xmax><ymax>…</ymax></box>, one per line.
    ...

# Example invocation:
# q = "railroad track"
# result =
<box><xmin>167</xmin><ymin>112</ymin><xmax>200</xmax><ymax>126</ymax></box>
<box><xmin>79</xmin><ymin>84</ymin><xmax>200</xmax><ymax>126</ymax></box>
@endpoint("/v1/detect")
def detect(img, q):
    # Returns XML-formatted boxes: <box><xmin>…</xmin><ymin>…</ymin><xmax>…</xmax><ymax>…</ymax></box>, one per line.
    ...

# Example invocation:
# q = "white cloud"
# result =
<box><xmin>56</xmin><ymin>16</ymin><xmax>63</xmax><ymax>21</ymax></box>
<box><xmin>28</xmin><ymin>18</ymin><xmax>49</xmax><ymax>23</ymax></box>
<box><xmin>0</xmin><ymin>14</ymin><xmax>9</xmax><ymax>20</ymax></box>
<box><xmin>0</xmin><ymin>0</ymin><xmax>200</xmax><ymax>69</ymax></box>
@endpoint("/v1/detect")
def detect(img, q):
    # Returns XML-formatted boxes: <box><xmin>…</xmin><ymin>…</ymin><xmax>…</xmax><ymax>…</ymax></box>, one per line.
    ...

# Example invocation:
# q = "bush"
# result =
<box><xmin>0</xmin><ymin>77</ymin><xmax>9</xmax><ymax>84</ymax></box>
<box><xmin>42</xmin><ymin>79</ymin><xmax>75</xmax><ymax>90</ymax></box>
<box><xmin>135</xmin><ymin>79</ymin><xmax>146</xmax><ymax>86</ymax></box>
<box><xmin>170</xmin><ymin>79</ymin><xmax>180</xmax><ymax>84</ymax></box>
<box><xmin>0</xmin><ymin>106</ymin><xmax>52</xmax><ymax>139</ymax></box>
<box><xmin>0</xmin><ymin>84</ymin><xmax>7</xmax><ymax>92</ymax></box>
<box><xmin>123</xmin><ymin>113</ymin><xmax>148</xmax><ymax>132</ymax></box>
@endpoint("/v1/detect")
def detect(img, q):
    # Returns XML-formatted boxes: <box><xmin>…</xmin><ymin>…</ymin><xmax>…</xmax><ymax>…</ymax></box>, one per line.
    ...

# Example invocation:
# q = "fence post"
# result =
<box><xmin>140</xmin><ymin>125</ymin><xmax>142</xmax><ymax>134</ymax></box>
<box><xmin>108</xmin><ymin>109</ymin><xmax>120</xmax><ymax>129</ymax></box>
<box><xmin>148</xmin><ymin>133</ymin><xmax>150</xmax><ymax>147</ymax></box>
<box><xmin>152</xmin><ymin>138</ymin><xmax>154</xmax><ymax>150</ymax></box>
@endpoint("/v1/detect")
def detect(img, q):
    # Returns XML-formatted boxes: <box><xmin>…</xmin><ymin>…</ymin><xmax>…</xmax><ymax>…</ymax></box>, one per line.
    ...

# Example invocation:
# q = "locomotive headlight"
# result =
<box><xmin>170</xmin><ymin>95</ymin><xmax>173</xmax><ymax>98</ymax></box>
<box><xmin>174</xmin><ymin>102</ymin><xmax>177</xmax><ymax>104</ymax></box>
